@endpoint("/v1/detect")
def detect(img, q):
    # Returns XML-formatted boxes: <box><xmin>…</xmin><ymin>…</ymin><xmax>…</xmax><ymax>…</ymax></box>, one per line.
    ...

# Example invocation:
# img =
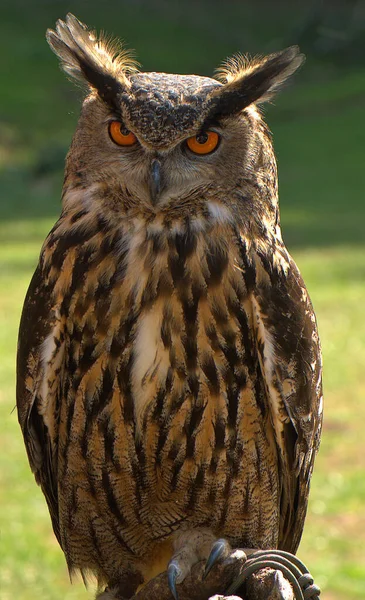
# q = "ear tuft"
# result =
<box><xmin>46</xmin><ymin>14</ymin><xmax>139</xmax><ymax>104</ymax></box>
<box><xmin>215</xmin><ymin>52</ymin><xmax>256</xmax><ymax>84</ymax></box>
<box><xmin>210</xmin><ymin>46</ymin><xmax>305</xmax><ymax>119</ymax></box>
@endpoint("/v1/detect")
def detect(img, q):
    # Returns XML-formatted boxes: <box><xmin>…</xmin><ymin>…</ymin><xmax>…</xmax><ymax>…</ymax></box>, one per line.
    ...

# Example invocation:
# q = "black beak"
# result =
<box><xmin>150</xmin><ymin>159</ymin><xmax>162</xmax><ymax>204</ymax></box>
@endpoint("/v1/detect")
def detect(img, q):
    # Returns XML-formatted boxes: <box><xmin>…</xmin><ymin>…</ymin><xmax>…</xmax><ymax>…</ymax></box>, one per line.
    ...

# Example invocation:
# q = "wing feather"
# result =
<box><xmin>17</xmin><ymin>265</ymin><xmax>62</xmax><ymax>546</ymax></box>
<box><xmin>250</xmin><ymin>244</ymin><xmax>322</xmax><ymax>552</ymax></box>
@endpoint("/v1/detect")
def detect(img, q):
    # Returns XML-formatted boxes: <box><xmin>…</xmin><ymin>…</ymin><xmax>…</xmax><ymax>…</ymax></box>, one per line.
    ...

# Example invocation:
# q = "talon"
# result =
<box><xmin>203</xmin><ymin>538</ymin><xmax>229</xmax><ymax>580</ymax></box>
<box><xmin>167</xmin><ymin>561</ymin><xmax>181</xmax><ymax>600</ymax></box>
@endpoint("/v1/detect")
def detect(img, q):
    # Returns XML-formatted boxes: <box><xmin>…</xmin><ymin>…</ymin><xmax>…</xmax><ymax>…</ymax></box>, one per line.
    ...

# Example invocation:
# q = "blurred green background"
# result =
<box><xmin>1</xmin><ymin>1</ymin><xmax>364</xmax><ymax>599</ymax></box>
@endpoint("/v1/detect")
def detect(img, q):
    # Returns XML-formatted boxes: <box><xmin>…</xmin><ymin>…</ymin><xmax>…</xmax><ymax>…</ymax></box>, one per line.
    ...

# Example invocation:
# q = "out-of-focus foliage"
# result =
<box><xmin>0</xmin><ymin>1</ymin><xmax>364</xmax><ymax>599</ymax></box>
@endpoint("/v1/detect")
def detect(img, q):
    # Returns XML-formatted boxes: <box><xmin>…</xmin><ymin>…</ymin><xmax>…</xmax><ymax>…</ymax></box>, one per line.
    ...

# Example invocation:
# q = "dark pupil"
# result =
<box><xmin>120</xmin><ymin>125</ymin><xmax>130</xmax><ymax>136</ymax></box>
<box><xmin>196</xmin><ymin>132</ymin><xmax>208</xmax><ymax>144</ymax></box>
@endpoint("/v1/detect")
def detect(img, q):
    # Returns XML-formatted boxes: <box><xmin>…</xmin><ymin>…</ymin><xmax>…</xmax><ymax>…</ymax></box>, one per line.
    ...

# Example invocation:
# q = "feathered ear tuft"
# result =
<box><xmin>210</xmin><ymin>46</ymin><xmax>305</xmax><ymax>119</ymax></box>
<box><xmin>215</xmin><ymin>52</ymin><xmax>256</xmax><ymax>84</ymax></box>
<box><xmin>46</xmin><ymin>14</ymin><xmax>139</xmax><ymax>107</ymax></box>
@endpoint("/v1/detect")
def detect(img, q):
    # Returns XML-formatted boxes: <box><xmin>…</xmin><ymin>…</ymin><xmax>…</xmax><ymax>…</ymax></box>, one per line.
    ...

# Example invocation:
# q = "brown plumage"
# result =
<box><xmin>17</xmin><ymin>14</ymin><xmax>322</xmax><ymax>600</ymax></box>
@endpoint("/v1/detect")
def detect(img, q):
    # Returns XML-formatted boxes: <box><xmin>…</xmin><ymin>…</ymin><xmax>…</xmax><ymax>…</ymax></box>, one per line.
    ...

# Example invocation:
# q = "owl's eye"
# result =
<box><xmin>186</xmin><ymin>131</ymin><xmax>220</xmax><ymax>155</ymax></box>
<box><xmin>109</xmin><ymin>121</ymin><xmax>137</xmax><ymax>146</ymax></box>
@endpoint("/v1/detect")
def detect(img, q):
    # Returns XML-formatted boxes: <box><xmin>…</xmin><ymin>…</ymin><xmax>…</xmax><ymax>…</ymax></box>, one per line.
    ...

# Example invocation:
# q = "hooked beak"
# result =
<box><xmin>149</xmin><ymin>158</ymin><xmax>163</xmax><ymax>204</ymax></box>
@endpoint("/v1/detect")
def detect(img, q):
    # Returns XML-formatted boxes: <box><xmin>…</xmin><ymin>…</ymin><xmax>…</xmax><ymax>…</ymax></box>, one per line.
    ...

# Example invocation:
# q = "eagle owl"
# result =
<box><xmin>17</xmin><ymin>13</ymin><xmax>323</xmax><ymax>600</ymax></box>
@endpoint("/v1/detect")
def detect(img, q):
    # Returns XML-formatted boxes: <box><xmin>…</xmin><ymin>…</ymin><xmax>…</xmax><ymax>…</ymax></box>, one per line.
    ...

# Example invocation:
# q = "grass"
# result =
<box><xmin>1</xmin><ymin>2</ymin><xmax>365</xmax><ymax>599</ymax></box>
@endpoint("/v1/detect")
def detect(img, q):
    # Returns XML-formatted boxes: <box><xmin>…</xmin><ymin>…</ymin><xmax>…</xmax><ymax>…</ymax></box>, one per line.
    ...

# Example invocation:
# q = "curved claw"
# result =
<box><xmin>203</xmin><ymin>538</ymin><xmax>230</xmax><ymax>580</ymax></box>
<box><xmin>167</xmin><ymin>561</ymin><xmax>181</xmax><ymax>600</ymax></box>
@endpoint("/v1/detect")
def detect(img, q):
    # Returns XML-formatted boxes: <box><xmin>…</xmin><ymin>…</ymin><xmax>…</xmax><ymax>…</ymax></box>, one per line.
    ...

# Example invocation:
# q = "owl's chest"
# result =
<box><xmin>130</xmin><ymin>288</ymin><xmax>242</xmax><ymax>438</ymax></box>
<box><xmin>56</xmin><ymin>219</ymin><xmax>257</xmax><ymax>454</ymax></box>
<box><xmin>111</xmin><ymin>223</ymin><xmax>255</xmax><ymax>439</ymax></box>
<box><xmin>48</xmin><ymin>218</ymin><xmax>279</xmax><ymax>548</ymax></box>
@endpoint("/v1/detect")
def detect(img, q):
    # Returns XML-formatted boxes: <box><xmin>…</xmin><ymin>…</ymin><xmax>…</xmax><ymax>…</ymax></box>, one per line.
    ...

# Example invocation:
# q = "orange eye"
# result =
<box><xmin>186</xmin><ymin>131</ymin><xmax>220</xmax><ymax>155</ymax></box>
<box><xmin>109</xmin><ymin>121</ymin><xmax>137</xmax><ymax>146</ymax></box>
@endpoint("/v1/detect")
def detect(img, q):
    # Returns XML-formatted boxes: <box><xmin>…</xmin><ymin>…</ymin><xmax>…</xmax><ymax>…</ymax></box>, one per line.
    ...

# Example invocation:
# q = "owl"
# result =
<box><xmin>17</xmin><ymin>13</ymin><xmax>323</xmax><ymax>600</ymax></box>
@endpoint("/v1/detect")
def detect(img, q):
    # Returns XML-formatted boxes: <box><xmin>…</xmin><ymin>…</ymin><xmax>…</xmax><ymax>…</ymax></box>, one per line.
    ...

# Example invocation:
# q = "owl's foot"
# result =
<box><xmin>167</xmin><ymin>530</ymin><xmax>236</xmax><ymax>599</ymax></box>
<box><xmin>203</xmin><ymin>538</ymin><xmax>232</xmax><ymax>579</ymax></box>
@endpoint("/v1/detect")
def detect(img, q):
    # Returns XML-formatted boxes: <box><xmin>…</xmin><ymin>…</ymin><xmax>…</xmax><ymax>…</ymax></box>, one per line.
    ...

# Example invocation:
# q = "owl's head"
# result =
<box><xmin>47</xmin><ymin>14</ymin><xmax>304</xmax><ymax>220</ymax></box>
